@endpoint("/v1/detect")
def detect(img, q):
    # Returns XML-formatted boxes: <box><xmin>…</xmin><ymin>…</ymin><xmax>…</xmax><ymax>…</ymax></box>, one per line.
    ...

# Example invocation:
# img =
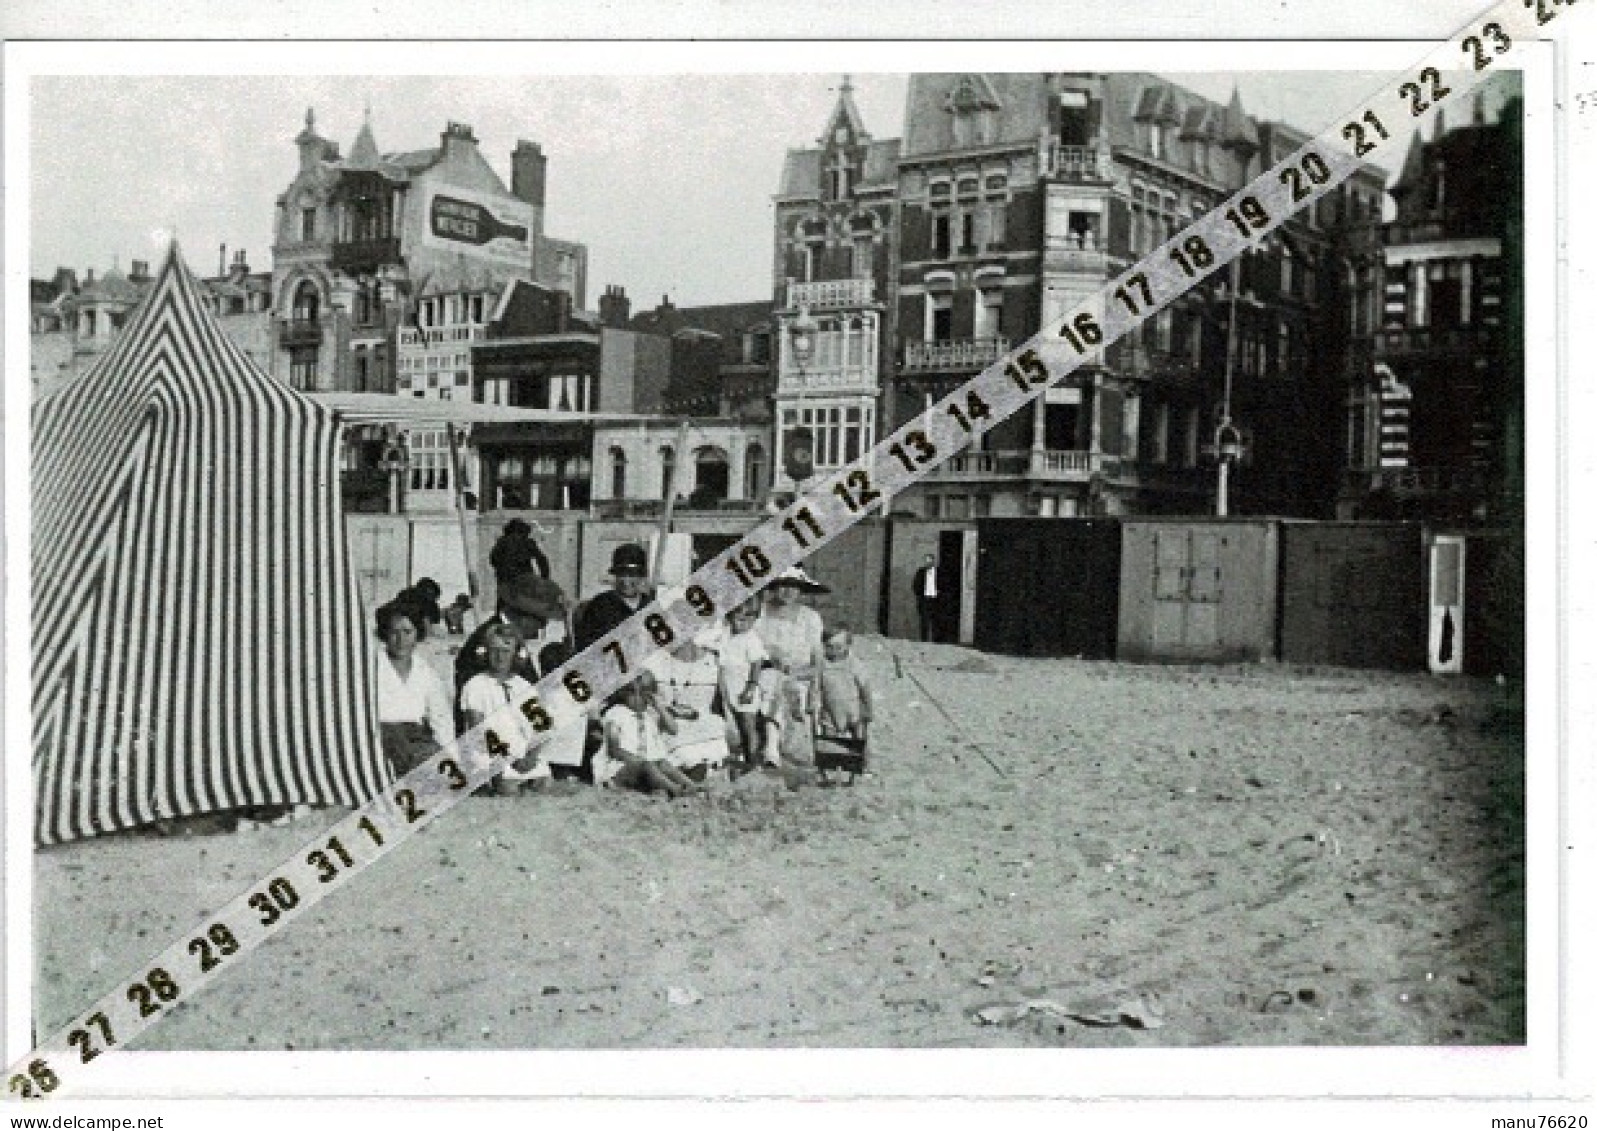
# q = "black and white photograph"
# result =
<box><xmin>2</xmin><ymin>10</ymin><xmax>1590</xmax><ymax>1126</ymax></box>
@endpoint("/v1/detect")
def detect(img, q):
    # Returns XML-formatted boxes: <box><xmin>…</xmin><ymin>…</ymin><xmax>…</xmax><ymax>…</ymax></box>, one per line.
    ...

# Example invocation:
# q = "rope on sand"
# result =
<box><xmin>890</xmin><ymin>646</ymin><xmax>1007</xmax><ymax>778</ymax></box>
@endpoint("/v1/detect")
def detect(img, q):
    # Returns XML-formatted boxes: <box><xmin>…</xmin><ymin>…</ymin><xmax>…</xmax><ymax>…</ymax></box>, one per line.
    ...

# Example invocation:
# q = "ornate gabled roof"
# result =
<box><xmin>385</xmin><ymin>148</ymin><xmax>441</xmax><ymax>173</ymax></box>
<box><xmin>76</xmin><ymin>265</ymin><xmax>145</xmax><ymax>306</ymax></box>
<box><xmin>1180</xmin><ymin>103</ymin><xmax>1220</xmax><ymax>141</ymax></box>
<box><xmin>295</xmin><ymin>107</ymin><xmax>322</xmax><ymax>146</ymax></box>
<box><xmin>820</xmin><ymin>74</ymin><xmax>870</xmax><ymax>144</ymax></box>
<box><xmin>945</xmin><ymin>73</ymin><xmax>1003</xmax><ymax>115</ymax></box>
<box><xmin>347</xmin><ymin>107</ymin><xmax>381</xmax><ymax>169</ymax></box>
<box><xmin>1389</xmin><ymin>130</ymin><xmax>1426</xmax><ymax>197</ymax></box>
<box><xmin>1221</xmin><ymin>86</ymin><xmax>1259</xmax><ymax>151</ymax></box>
<box><xmin>778</xmin><ymin>138</ymin><xmax>901</xmax><ymax>198</ymax></box>
<box><xmin>901</xmin><ymin>74</ymin><xmax>1047</xmax><ymax>157</ymax></box>
<box><xmin>1133</xmin><ymin>83</ymin><xmax>1182</xmax><ymax>124</ymax></box>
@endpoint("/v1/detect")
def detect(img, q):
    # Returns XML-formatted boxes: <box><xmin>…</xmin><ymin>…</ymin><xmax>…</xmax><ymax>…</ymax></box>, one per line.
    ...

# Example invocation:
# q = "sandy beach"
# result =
<box><xmin>34</xmin><ymin>635</ymin><xmax>1525</xmax><ymax>1051</ymax></box>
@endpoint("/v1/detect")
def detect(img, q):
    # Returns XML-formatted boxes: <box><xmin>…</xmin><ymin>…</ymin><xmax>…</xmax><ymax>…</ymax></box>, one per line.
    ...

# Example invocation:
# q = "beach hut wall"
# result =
<box><xmin>974</xmin><ymin>518</ymin><xmax>1122</xmax><ymax>658</ymax></box>
<box><xmin>1278</xmin><ymin>522</ymin><xmax>1427</xmax><ymax>670</ymax></box>
<box><xmin>1117</xmin><ymin>518</ymin><xmax>1281</xmax><ymax>664</ymax></box>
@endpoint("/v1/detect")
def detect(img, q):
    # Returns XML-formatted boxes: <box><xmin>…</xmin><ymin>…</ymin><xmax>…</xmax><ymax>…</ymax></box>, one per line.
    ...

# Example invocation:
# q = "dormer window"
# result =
<box><xmin>946</xmin><ymin>75</ymin><xmax>1002</xmax><ymax>149</ymax></box>
<box><xmin>1056</xmin><ymin>91</ymin><xmax>1090</xmax><ymax>147</ymax></box>
<box><xmin>826</xmin><ymin>150</ymin><xmax>855</xmax><ymax>200</ymax></box>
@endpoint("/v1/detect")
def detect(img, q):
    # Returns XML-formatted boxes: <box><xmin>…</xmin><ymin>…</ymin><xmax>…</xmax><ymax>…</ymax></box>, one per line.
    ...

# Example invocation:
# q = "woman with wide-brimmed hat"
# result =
<box><xmin>753</xmin><ymin>564</ymin><xmax>830</xmax><ymax>781</ymax></box>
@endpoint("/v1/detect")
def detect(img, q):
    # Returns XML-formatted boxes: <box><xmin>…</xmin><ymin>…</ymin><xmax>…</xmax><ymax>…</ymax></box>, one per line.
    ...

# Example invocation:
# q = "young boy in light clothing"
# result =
<box><xmin>814</xmin><ymin>625</ymin><xmax>875</xmax><ymax>784</ymax></box>
<box><xmin>717</xmin><ymin>597</ymin><xmax>770</xmax><ymax>771</ymax></box>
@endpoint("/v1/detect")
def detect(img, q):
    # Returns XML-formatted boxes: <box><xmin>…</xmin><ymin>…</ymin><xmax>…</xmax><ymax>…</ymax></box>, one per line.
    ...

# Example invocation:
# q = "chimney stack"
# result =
<box><xmin>440</xmin><ymin>121</ymin><xmax>479</xmax><ymax>160</ymax></box>
<box><xmin>130</xmin><ymin>260</ymin><xmax>150</xmax><ymax>283</ymax></box>
<box><xmin>295</xmin><ymin>108</ymin><xmax>330</xmax><ymax>173</ymax></box>
<box><xmin>512</xmin><ymin>140</ymin><xmax>548</xmax><ymax>209</ymax></box>
<box><xmin>219</xmin><ymin>243</ymin><xmax>228</xmax><ymax>277</ymax></box>
<box><xmin>598</xmin><ymin>283</ymin><xmax>632</xmax><ymax>328</ymax></box>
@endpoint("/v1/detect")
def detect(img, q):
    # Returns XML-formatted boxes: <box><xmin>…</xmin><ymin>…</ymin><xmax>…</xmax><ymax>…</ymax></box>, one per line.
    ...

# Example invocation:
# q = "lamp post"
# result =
<box><xmin>1214</xmin><ymin>256</ymin><xmax>1245</xmax><ymax>516</ymax></box>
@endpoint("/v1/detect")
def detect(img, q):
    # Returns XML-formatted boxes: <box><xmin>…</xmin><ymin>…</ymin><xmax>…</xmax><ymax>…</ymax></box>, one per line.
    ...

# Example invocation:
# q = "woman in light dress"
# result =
<box><xmin>374</xmin><ymin>601</ymin><xmax>455</xmax><ymax>777</ymax></box>
<box><xmin>752</xmin><ymin>565</ymin><xmax>829</xmax><ymax>777</ymax></box>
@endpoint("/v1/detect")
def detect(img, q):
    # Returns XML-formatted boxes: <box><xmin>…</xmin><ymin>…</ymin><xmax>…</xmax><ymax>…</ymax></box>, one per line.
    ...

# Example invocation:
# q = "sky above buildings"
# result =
<box><xmin>27</xmin><ymin>67</ymin><xmax>1520</xmax><ymax>309</ymax></box>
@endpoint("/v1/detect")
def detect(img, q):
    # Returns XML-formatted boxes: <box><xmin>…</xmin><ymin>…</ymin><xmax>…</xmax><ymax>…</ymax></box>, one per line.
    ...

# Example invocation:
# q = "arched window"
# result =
<box><xmin>659</xmin><ymin>445</ymin><xmax>676</xmax><ymax>500</ymax></box>
<box><xmin>609</xmin><ymin>447</ymin><xmax>627</xmax><ymax>500</ymax></box>
<box><xmin>692</xmin><ymin>446</ymin><xmax>730</xmax><ymax>507</ymax></box>
<box><xmin>292</xmin><ymin>280</ymin><xmax>320</xmax><ymax>322</ymax></box>
<box><xmin>744</xmin><ymin>443</ymin><xmax>766</xmax><ymax>500</ymax></box>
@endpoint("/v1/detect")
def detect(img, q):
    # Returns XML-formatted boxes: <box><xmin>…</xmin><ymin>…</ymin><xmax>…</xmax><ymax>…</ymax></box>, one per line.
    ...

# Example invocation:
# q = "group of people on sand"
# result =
<box><xmin>373</xmin><ymin>534</ymin><xmax>877</xmax><ymax>801</ymax></box>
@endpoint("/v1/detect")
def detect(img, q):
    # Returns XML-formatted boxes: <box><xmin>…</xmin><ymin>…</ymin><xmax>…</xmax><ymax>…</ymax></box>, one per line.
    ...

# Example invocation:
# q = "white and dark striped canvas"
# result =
<box><xmin>31</xmin><ymin>247</ymin><xmax>391</xmax><ymax>845</ymax></box>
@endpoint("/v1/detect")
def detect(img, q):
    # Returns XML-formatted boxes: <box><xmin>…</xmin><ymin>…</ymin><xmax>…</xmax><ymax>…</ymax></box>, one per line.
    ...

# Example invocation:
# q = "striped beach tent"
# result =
<box><xmin>31</xmin><ymin>246</ymin><xmax>391</xmax><ymax>845</ymax></box>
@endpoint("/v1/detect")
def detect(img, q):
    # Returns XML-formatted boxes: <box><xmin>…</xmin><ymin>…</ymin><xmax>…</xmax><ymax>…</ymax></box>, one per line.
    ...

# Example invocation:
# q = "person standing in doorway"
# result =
<box><xmin>490</xmin><ymin>518</ymin><xmax>552</xmax><ymax>587</ymax></box>
<box><xmin>912</xmin><ymin>553</ymin><xmax>940</xmax><ymax>643</ymax></box>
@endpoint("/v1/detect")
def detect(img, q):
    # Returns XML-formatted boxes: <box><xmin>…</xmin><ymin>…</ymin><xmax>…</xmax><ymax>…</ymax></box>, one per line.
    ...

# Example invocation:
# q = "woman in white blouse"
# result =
<box><xmin>375</xmin><ymin>601</ymin><xmax>455</xmax><ymax>777</ymax></box>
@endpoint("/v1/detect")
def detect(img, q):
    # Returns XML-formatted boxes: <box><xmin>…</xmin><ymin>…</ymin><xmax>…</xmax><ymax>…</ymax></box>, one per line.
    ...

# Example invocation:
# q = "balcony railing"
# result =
<box><xmin>398</xmin><ymin>325</ymin><xmax>485</xmax><ymax>349</ymax></box>
<box><xmin>1044</xmin><ymin>144</ymin><xmax>1113</xmax><ymax>182</ymax></box>
<box><xmin>1043</xmin><ymin>244</ymin><xmax>1114</xmax><ymax>276</ymax></box>
<box><xmin>280</xmin><ymin>318</ymin><xmax>323</xmax><ymax>346</ymax></box>
<box><xmin>1344</xmin><ymin>465</ymin><xmax>1488</xmax><ymax>496</ymax></box>
<box><xmin>330</xmin><ymin>237</ymin><xmax>403</xmax><ymax>274</ymax></box>
<box><xmin>903</xmin><ymin>337</ymin><xmax>1010</xmax><ymax>372</ymax></box>
<box><xmin>929</xmin><ymin>448</ymin><xmax>1114</xmax><ymax>482</ymax></box>
<box><xmin>934</xmin><ymin>450</ymin><xmax>1033</xmax><ymax>479</ymax></box>
<box><xmin>788</xmin><ymin>278</ymin><xmax>875</xmax><ymax>310</ymax></box>
<box><xmin>594</xmin><ymin>497</ymin><xmax>762</xmax><ymax>519</ymax></box>
<box><xmin>1384</xmin><ymin>221</ymin><xmax>1449</xmax><ymax>246</ymax></box>
<box><xmin>1035</xmin><ymin>450</ymin><xmax>1096</xmax><ymax>475</ymax></box>
<box><xmin>1377</xmin><ymin>326</ymin><xmax>1494</xmax><ymax>356</ymax></box>
<box><xmin>776</xmin><ymin>367</ymin><xmax>877</xmax><ymax>396</ymax></box>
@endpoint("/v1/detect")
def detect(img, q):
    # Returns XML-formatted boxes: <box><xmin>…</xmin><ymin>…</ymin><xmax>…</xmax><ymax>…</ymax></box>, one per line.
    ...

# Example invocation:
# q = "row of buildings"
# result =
<box><xmin>31</xmin><ymin>73</ymin><xmax>1523</xmax><ymax>526</ymax></box>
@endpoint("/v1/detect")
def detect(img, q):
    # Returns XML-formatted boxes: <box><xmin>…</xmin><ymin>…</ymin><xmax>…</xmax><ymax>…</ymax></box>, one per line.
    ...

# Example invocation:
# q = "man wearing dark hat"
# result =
<box><xmin>454</xmin><ymin>574</ymin><xmax>568</xmax><ymax>696</ymax></box>
<box><xmin>574</xmin><ymin>542</ymin><xmax>652</xmax><ymax>653</ymax></box>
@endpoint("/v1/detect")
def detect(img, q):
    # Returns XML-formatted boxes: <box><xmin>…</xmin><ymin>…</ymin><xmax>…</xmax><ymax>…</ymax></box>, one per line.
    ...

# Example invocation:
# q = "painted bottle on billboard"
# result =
<box><xmin>430</xmin><ymin>194</ymin><xmax>530</xmax><ymax>247</ymax></box>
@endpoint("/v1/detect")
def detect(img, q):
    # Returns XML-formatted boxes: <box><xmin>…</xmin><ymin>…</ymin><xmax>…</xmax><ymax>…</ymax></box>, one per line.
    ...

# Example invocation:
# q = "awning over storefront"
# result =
<box><xmin>309</xmin><ymin>391</ymin><xmax>655</xmax><ymax>427</ymax></box>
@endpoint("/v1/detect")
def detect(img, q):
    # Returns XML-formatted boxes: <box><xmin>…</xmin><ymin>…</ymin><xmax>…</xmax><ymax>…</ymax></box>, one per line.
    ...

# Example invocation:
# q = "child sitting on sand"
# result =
<box><xmin>458</xmin><ymin>623</ymin><xmax>550</xmax><ymax>795</ymax></box>
<box><xmin>648</xmin><ymin>629</ymin><xmax>732</xmax><ymax>777</ymax></box>
<box><xmin>814</xmin><ymin>624</ymin><xmax>874</xmax><ymax>784</ymax></box>
<box><xmin>598</xmin><ymin>672</ymin><xmax>704</xmax><ymax>799</ymax></box>
<box><xmin>717</xmin><ymin>597</ymin><xmax>770</xmax><ymax>771</ymax></box>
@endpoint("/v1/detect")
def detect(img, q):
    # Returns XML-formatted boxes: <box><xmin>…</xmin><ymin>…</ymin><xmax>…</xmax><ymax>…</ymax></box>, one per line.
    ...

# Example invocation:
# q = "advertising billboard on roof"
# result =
<box><xmin>418</xmin><ymin>183</ymin><xmax>534</xmax><ymax>270</ymax></box>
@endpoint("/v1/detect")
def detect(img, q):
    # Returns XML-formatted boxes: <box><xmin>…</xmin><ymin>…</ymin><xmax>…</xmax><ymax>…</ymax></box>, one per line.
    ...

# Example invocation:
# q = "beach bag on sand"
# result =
<box><xmin>814</xmin><ymin>732</ymin><xmax>868</xmax><ymax>775</ymax></box>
